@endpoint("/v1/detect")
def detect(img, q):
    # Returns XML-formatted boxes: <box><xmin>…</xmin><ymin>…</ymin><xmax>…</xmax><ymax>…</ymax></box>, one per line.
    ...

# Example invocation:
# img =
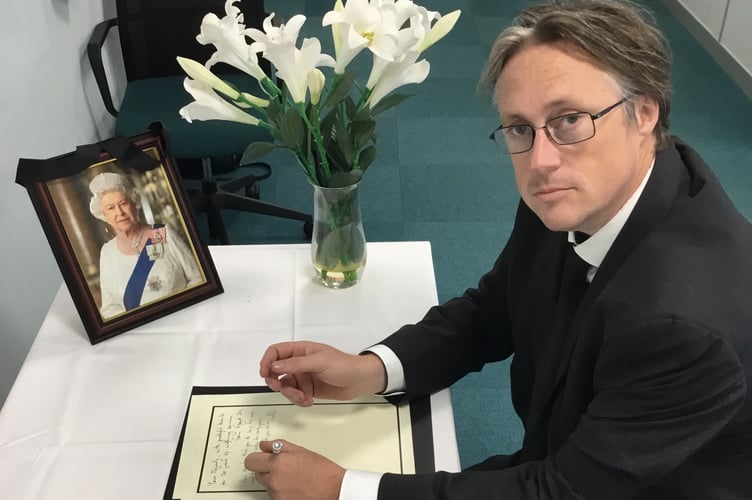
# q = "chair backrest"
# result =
<box><xmin>115</xmin><ymin>0</ymin><xmax>268</xmax><ymax>81</ymax></box>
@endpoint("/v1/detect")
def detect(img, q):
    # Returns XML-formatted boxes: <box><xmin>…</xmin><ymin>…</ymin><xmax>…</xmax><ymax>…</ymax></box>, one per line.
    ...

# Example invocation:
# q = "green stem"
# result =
<box><xmin>310</xmin><ymin>103</ymin><xmax>330</xmax><ymax>179</ymax></box>
<box><xmin>242</xmin><ymin>78</ymin><xmax>321</xmax><ymax>182</ymax></box>
<box><xmin>255</xmin><ymin>120</ymin><xmax>275</xmax><ymax>131</ymax></box>
<box><xmin>352</xmin><ymin>149</ymin><xmax>361</xmax><ymax>171</ymax></box>
<box><xmin>259</xmin><ymin>77</ymin><xmax>282</xmax><ymax>101</ymax></box>
<box><xmin>294</xmin><ymin>149</ymin><xmax>317</xmax><ymax>183</ymax></box>
<box><xmin>321</xmin><ymin>73</ymin><xmax>343</xmax><ymax>107</ymax></box>
<box><xmin>297</xmin><ymin>102</ymin><xmax>331</xmax><ymax>184</ymax></box>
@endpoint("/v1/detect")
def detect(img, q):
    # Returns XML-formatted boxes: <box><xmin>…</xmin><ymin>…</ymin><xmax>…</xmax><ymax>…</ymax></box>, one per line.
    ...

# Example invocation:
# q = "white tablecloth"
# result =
<box><xmin>0</xmin><ymin>241</ymin><xmax>460</xmax><ymax>499</ymax></box>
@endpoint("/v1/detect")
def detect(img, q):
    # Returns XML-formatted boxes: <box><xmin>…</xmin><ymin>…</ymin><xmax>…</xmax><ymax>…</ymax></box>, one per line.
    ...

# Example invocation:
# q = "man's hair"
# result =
<box><xmin>479</xmin><ymin>0</ymin><xmax>672</xmax><ymax>150</ymax></box>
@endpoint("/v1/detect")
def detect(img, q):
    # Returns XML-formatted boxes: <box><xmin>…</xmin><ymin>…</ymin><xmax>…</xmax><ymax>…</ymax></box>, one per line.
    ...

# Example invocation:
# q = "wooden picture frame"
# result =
<box><xmin>16</xmin><ymin>123</ymin><xmax>223</xmax><ymax>344</ymax></box>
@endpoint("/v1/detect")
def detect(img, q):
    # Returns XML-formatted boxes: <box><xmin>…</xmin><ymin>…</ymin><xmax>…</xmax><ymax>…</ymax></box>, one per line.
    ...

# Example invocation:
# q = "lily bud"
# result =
<box><xmin>419</xmin><ymin>10</ymin><xmax>461</xmax><ymax>53</ymax></box>
<box><xmin>177</xmin><ymin>56</ymin><xmax>240</xmax><ymax>100</ymax></box>
<box><xmin>307</xmin><ymin>69</ymin><xmax>326</xmax><ymax>105</ymax></box>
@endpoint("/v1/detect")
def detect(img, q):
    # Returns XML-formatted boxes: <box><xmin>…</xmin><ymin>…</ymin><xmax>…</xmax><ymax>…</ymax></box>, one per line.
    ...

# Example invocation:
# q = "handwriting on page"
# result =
<box><xmin>199</xmin><ymin>406</ymin><xmax>277</xmax><ymax>492</ymax></box>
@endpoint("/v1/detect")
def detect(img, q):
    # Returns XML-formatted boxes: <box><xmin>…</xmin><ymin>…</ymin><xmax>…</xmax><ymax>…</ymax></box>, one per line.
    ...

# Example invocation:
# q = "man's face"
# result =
<box><xmin>496</xmin><ymin>42</ymin><xmax>658</xmax><ymax>234</ymax></box>
<box><xmin>101</xmin><ymin>190</ymin><xmax>138</xmax><ymax>233</ymax></box>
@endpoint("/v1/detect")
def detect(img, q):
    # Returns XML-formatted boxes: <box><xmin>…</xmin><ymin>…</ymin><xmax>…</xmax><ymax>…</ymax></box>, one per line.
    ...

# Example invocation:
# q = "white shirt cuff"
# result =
<box><xmin>364</xmin><ymin>344</ymin><xmax>406</xmax><ymax>394</ymax></box>
<box><xmin>338</xmin><ymin>469</ymin><xmax>383</xmax><ymax>500</ymax></box>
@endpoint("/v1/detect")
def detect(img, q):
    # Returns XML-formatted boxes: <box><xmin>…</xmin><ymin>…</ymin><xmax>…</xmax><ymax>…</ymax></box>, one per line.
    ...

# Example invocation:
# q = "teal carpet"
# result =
<box><xmin>196</xmin><ymin>0</ymin><xmax>752</xmax><ymax>468</ymax></box>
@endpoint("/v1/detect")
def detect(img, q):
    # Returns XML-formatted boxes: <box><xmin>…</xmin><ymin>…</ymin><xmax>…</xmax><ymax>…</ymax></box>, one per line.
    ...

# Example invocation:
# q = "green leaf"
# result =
<box><xmin>266</xmin><ymin>96</ymin><xmax>282</xmax><ymax>124</ymax></box>
<box><xmin>241</xmin><ymin>141</ymin><xmax>277</xmax><ymax>164</ymax></box>
<box><xmin>320</xmin><ymin>109</ymin><xmax>337</xmax><ymax>147</ymax></box>
<box><xmin>370</xmin><ymin>93</ymin><xmax>412</xmax><ymax>116</ymax></box>
<box><xmin>323</xmin><ymin>71</ymin><xmax>357</xmax><ymax>108</ymax></box>
<box><xmin>334</xmin><ymin>118</ymin><xmax>353</xmax><ymax>167</ymax></box>
<box><xmin>358</xmin><ymin>145</ymin><xmax>378</xmax><ymax>172</ymax></box>
<box><xmin>315</xmin><ymin>226</ymin><xmax>350</xmax><ymax>268</ymax></box>
<box><xmin>327</xmin><ymin>170</ymin><xmax>362</xmax><ymax>188</ymax></box>
<box><xmin>280</xmin><ymin>109</ymin><xmax>306</xmax><ymax>149</ymax></box>
<box><xmin>351</xmin><ymin>117</ymin><xmax>376</xmax><ymax>150</ymax></box>
<box><xmin>325</xmin><ymin>136</ymin><xmax>348</xmax><ymax>174</ymax></box>
<box><xmin>343</xmin><ymin>95</ymin><xmax>358</xmax><ymax>120</ymax></box>
<box><xmin>354</xmin><ymin>106</ymin><xmax>372</xmax><ymax>123</ymax></box>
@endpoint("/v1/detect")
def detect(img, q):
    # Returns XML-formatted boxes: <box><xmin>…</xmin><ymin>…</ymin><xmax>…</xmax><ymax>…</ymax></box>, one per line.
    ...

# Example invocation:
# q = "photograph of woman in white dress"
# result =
<box><xmin>88</xmin><ymin>171</ymin><xmax>203</xmax><ymax>320</ymax></box>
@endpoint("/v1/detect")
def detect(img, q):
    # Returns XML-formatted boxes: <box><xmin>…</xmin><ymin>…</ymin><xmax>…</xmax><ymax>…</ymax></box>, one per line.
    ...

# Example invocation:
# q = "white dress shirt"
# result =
<box><xmin>569</xmin><ymin>160</ymin><xmax>655</xmax><ymax>281</ymax></box>
<box><xmin>339</xmin><ymin>160</ymin><xmax>655</xmax><ymax>500</ymax></box>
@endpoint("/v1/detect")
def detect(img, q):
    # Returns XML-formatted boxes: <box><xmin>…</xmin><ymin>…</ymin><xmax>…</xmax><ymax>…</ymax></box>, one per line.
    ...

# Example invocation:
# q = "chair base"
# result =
<box><xmin>188</xmin><ymin>159</ymin><xmax>313</xmax><ymax>245</ymax></box>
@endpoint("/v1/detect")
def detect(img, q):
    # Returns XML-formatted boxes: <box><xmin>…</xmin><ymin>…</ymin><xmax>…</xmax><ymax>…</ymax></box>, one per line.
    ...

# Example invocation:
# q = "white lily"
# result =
<box><xmin>323</xmin><ymin>0</ymin><xmax>367</xmax><ymax>73</ymax></box>
<box><xmin>177</xmin><ymin>56</ymin><xmax>269</xmax><ymax>110</ymax></box>
<box><xmin>323</xmin><ymin>0</ymin><xmax>399</xmax><ymax>73</ymax></box>
<box><xmin>364</xmin><ymin>2</ymin><xmax>438</xmax><ymax>88</ymax></box>
<box><xmin>246</xmin><ymin>13</ymin><xmax>306</xmax><ymax>51</ymax></box>
<box><xmin>366</xmin><ymin>8</ymin><xmax>460</xmax><ymax>101</ymax></box>
<box><xmin>419</xmin><ymin>9</ymin><xmax>461</xmax><ymax>52</ymax></box>
<box><xmin>367</xmin><ymin>50</ymin><xmax>429</xmax><ymax>108</ymax></box>
<box><xmin>379</xmin><ymin>0</ymin><xmax>425</xmax><ymax>39</ymax></box>
<box><xmin>180</xmin><ymin>0</ymin><xmax>459</xmax><ymax>186</ymax></box>
<box><xmin>195</xmin><ymin>0</ymin><xmax>267</xmax><ymax>81</ymax></box>
<box><xmin>365</xmin><ymin>15</ymin><xmax>422</xmax><ymax>88</ymax></box>
<box><xmin>405</xmin><ymin>4</ymin><xmax>439</xmax><ymax>48</ymax></box>
<box><xmin>179</xmin><ymin>79</ymin><xmax>260</xmax><ymax>125</ymax></box>
<box><xmin>248</xmin><ymin>14</ymin><xmax>335</xmax><ymax>103</ymax></box>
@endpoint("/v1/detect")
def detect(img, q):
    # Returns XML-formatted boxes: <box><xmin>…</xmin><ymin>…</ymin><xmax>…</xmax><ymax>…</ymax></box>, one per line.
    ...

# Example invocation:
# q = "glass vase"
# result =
<box><xmin>310</xmin><ymin>181</ymin><xmax>367</xmax><ymax>288</ymax></box>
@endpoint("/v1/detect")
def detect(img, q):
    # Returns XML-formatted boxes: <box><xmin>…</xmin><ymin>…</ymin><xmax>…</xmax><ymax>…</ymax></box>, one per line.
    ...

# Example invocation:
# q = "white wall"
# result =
<box><xmin>721</xmin><ymin>0</ymin><xmax>752</xmax><ymax>75</ymax></box>
<box><xmin>675</xmin><ymin>0</ymin><xmax>728</xmax><ymax>39</ymax></box>
<box><xmin>673</xmin><ymin>0</ymin><xmax>752</xmax><ymax>76</ymax></box>
<box><xmin>0</xmin><ymin>0</ymin><xmax>117</xmax><ymax>408</ymax></box>
<box><xmin>671</xmin><ymin>0</ymin><xmax>752</xmax><ymax>97</ymax></box>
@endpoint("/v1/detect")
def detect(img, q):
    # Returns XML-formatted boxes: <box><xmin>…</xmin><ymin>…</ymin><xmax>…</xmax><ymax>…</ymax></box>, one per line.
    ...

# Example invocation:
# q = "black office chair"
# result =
<box><xmin>87</xmin><ymin>0</ymin><xmax>312</xmax><ymax>244</ymax></box>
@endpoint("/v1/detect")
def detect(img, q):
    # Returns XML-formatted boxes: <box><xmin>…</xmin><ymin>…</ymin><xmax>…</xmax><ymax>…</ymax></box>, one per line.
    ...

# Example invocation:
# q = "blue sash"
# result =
<box><xmin>123</xmin><ymin>224</ymin><xmax>164</xmax><ymax>310</ymax></box>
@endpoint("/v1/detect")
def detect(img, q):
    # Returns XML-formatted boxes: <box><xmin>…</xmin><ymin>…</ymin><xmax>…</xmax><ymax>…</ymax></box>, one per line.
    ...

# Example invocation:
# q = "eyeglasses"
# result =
<box><xmin>489</xmin><ymin>99</ymin><xmax>626</xmax><ymax>155</ymax></box>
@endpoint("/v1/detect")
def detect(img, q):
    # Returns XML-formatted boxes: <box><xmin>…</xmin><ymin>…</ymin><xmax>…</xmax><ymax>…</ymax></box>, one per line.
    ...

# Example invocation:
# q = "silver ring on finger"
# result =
<box><xmin>271</xmin><ymin>441</ymin><xmax>283</xmax><ymax>455</ymax></box>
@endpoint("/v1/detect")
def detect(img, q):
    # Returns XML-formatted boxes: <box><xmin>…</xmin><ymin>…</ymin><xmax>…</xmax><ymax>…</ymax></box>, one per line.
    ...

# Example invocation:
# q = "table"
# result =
<box><xmin>0</xmin><ymin>242</ymin><xmax>460</xmax><ymax>499</ymax></box>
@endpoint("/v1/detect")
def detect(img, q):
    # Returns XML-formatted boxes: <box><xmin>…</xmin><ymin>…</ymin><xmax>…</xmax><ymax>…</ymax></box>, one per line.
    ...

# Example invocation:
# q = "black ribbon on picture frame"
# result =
<box><xmin>15</xmin><ymin>122</ymin><xmax>165</xmax><ymax>187</ymax></box>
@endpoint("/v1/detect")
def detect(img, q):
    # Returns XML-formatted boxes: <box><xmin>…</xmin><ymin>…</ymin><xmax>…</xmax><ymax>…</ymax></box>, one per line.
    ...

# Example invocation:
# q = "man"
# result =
<box><xmin>244</xmin><ymin>1</ymin><xmax>752</xmax><ymax>498</ymax></box>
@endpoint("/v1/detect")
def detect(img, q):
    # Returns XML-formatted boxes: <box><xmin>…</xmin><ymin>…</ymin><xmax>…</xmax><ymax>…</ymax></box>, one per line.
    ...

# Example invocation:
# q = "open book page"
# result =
<box><xmin>169</xmin><ymin>390</ymin><xmax>414</xmax><ymax>500</ymax></box>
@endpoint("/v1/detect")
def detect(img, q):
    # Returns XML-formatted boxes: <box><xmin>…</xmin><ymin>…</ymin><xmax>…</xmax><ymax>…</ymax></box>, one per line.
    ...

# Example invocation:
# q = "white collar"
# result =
<box><xmin>568</xmin><ymin>158</ymin><xmax>655</xmax><ymax>272</ymax></box>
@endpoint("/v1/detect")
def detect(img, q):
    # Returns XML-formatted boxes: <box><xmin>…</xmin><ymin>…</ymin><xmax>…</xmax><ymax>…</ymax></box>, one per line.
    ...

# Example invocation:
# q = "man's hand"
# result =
<box><xmin>259</xmin><ymin>341</ymin><xmax>387</xmax><ymax>406</ymax></box>
<box><xmin>245</xmin><ymin>440</ymin><xmax>344</xmax><ymax>500</ymax></box>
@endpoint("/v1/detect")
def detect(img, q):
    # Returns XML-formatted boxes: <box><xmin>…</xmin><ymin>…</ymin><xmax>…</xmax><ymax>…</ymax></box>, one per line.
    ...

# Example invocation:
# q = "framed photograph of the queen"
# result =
<box><xmin>16</xmin><ymin>124</ymin><xmax>223</xmax><ymax>344</ymax></box>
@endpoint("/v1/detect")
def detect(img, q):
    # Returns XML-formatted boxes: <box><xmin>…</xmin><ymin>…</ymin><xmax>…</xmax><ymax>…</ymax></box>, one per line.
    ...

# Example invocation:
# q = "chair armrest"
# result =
<box><xmin>87</xmin><ymin>17</ymin><xmax>119</xmax><ymax>117</ymax></box>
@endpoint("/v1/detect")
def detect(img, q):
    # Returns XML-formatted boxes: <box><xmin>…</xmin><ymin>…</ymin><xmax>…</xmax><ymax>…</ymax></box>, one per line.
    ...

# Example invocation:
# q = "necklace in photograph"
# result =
<box><xmin>130</xmin><ymin>228</ymin><xmax>144</xmax><ymax>249</ymax></box>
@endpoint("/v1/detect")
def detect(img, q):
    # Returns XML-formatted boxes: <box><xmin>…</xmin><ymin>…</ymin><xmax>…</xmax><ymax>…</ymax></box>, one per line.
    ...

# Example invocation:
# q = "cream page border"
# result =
<box><xmin>171</xmin><ymin>392</ymin><xmax>414</xmax><ymax>500</ymax></box>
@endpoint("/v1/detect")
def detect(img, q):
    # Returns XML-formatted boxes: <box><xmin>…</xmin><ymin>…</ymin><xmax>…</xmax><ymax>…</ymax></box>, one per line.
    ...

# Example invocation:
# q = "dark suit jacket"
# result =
<box><xmin>379</xmin><ymin>138</ymin><xmax>752</xmax><ymax>499</ymax></box>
